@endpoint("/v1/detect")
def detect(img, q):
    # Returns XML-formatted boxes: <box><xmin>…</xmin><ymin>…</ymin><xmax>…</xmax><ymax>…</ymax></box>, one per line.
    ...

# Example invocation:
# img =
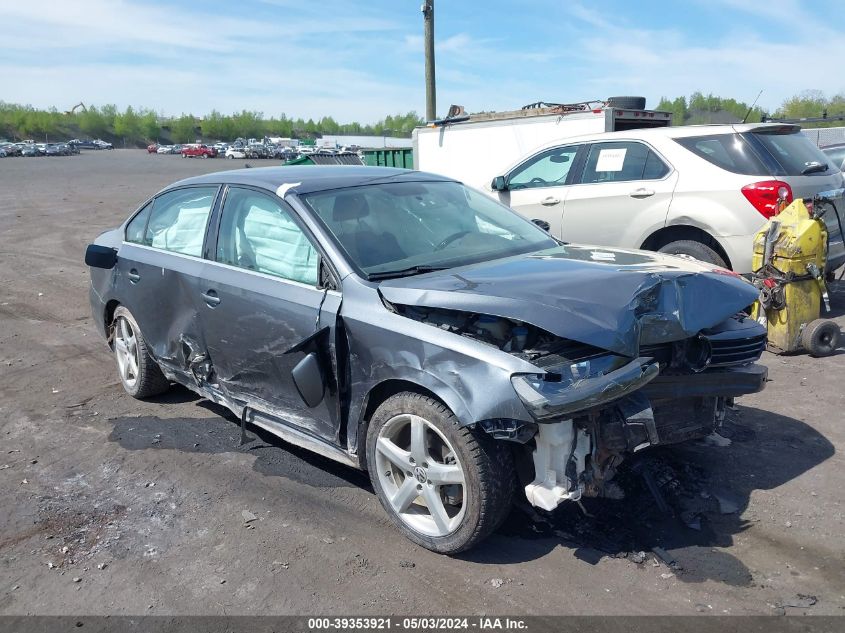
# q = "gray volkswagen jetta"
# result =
<box><xmin>86</xmin><ymin>166</ymin><xmax>767</xmax><ymax>553</ymax></box>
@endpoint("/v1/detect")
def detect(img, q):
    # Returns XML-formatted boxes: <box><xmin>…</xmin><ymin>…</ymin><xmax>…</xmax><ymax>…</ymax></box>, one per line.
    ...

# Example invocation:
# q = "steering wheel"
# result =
<box><xmin>529</xmin><ymin>177</ymin><xmax>548</xmax><ymax>186</ymax></box>
<box><xmin>435</xmin><ymin>230</ymin><xmax>472</xmax><ymax>251</ymax></box>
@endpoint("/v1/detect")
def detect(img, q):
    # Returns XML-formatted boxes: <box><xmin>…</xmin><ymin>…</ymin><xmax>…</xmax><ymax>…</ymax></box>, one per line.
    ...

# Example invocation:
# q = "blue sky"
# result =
<box><xmin>0</xmin><ymin>0</ymin><xmax>842</xmax><ymax>122</ymax></box>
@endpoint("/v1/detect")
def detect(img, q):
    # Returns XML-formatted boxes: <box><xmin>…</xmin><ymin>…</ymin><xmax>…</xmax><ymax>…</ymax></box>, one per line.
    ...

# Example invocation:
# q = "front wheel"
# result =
<box><xmin>366</xmin><ymin>393</ymin><xmax>514</xmax><ymax>554</ymax></box>
<box><xmin>111</xmin><ymin>306</ymin><xmax>170</xmax><ymax>399</ymax></box>
<box><xmin>658</xmin><ymin>239</ymin><xmax>727</xmax><ymax>268</ymax></box>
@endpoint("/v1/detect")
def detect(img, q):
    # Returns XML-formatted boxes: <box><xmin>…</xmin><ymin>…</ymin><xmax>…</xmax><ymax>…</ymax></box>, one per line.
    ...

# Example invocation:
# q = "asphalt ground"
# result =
<box><xmin>0</xmin><ymin>150</ymin><xmax>843</xmax><ymax>616</ymax></box>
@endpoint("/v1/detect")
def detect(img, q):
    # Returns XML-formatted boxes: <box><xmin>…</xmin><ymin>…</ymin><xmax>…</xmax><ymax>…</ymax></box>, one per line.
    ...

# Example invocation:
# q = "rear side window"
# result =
<box><xmin>749</xmin><ymin>130</ymin><xmax>838</xmax><ymax>176</ymax></box>
<box><xmin>144</xmin><ymin>186</ymin><xmax>218</xmax><ymax>257</ymax></box>
<box><xmin>580</xmin><ymin>141</ymin><xmax>669</xmax><ymax>183</ymax></box>
<box><xmin>675</xmin><ymin>134</ymin><xmax>767</xmax><ymax>175</ymax></box>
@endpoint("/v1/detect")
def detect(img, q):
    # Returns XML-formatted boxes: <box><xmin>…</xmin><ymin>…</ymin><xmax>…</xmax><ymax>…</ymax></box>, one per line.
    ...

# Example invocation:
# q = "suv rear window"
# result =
<box><xmin>675</xmin><ymin>134</ymin><xmax>767</xmax><ymax>175</ymax></box>
<box><xmin>748</xmin><ymin>130</ymin><xmax>837</xmax><ymax>176</ymax></box>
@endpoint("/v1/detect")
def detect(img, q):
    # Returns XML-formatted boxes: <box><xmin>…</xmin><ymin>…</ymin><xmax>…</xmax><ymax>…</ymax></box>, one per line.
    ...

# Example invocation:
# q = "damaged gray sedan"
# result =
<box><xmin>86</xmin><ymin>166</ymin><xmax>767</xmax><ymax>553</ymax></box>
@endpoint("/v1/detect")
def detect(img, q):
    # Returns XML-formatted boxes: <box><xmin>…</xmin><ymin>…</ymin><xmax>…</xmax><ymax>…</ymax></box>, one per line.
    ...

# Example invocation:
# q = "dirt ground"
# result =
<box><xmin>0</xmin><ymin>150</ymin><xmax>843</xmax><ymax>616</ymax></box>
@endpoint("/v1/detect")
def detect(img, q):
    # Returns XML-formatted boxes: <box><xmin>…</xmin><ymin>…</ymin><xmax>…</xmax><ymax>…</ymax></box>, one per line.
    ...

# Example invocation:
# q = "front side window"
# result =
<box><xmin>507</xmin><ymin>145</ymin><xmax>579</xmax><ymax>190</ymax></box>
<box><xmin>216</xmin><ymin>187</ymin><xmax>318</xmax><ymax>285</ymax></box>
<box><xmin>142</xmin><ymin>187</ymin><xmax>217</xmax><ymax>256</ymax></box>
<box><xmin>580</xmin><ymin>141</ymin><xmax>669</xmax><ymax>183</ymax></box>
<box><xmin>125</xmin><ymin>202</ymin><xmax>152</xmax><ymax>243</ymax></box>
<box><xmin>302</xmin><ymin>181</ymin><xmax>557</xmax><ymax>278</ymax></box>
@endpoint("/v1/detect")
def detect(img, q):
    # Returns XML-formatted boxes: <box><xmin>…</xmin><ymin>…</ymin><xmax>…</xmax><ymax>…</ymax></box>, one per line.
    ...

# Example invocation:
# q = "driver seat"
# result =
<box><xmin>332</xmin><ymin>193</ymin><xmax>406</xmax><ymax>267</ymax></box>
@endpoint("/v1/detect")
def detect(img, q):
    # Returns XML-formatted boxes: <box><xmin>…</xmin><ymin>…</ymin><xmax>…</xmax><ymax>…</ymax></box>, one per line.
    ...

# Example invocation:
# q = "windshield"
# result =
<box><xmin>301</xmin><ymin>181</ymin><xmax>558</xmax><ymax>278</ymax></box>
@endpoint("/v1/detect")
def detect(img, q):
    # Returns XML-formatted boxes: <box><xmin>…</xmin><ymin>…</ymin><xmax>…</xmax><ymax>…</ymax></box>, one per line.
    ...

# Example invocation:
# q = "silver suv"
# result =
<box><xmin>490</xmin><ymin>123</ymin><xmax>845</xmax><ymax>274</ymax></box>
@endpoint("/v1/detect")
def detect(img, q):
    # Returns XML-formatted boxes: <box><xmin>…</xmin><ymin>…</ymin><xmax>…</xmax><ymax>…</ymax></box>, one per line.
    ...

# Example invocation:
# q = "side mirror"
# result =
<box><xmin>85</xmin><ymin>244</ymin><xmax>118</xmax><ymax>269</ymax></box>
<box><xmin>491</xmin><ymin>175</ymin><xmax>507</xmax><ymax>191</ymax></box>
<box><xmin>291</xmin><ymin>352</ymin><xmax>325</xmax><ymax>408</ymax></box>
<box><xmin>532</xmin><ymin>219</ymin><xmax>551</xmax><ymax>232</ymax></box>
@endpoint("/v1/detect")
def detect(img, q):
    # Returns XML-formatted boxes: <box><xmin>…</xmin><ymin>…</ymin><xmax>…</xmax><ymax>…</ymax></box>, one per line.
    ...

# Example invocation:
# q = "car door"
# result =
<box><xmin>561</xmin><ymin>140</ymin><xmax>677</xmax><ymax>248</ymax></box>
<box><xmin>495</xmin><ymin>144</ymin><xmax>583</xmax><ymax>239</ymax></box>
<box><xmin>116</xmin><ymin>185</ymin><xmax>220</xmax><ymax>375</ymax></box>
<box><xmin>198</xmin><ymin>186</ymin><xmax>343</xmax><ymax>445</ymax></box>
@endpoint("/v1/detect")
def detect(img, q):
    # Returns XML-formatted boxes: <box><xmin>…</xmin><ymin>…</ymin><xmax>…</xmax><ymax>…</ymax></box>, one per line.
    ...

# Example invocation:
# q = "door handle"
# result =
<box><xmin>201</xmin><ymin>290</ymin><xmax>221</xmax><ymax>307</ymax></box>
<box><xmin>127</xmin><ymin>269</ymin><xmax>140</xmax><ymax>283</ymax></box>
<box><xmin>540</xmin><ymin>196</ymin><xmax>561</xmax><ymax>206</ymax></box>
<box><xmin>629</xmin><ymin>188</ymin><xmax>655</xmax><ymax>198</ymax></box>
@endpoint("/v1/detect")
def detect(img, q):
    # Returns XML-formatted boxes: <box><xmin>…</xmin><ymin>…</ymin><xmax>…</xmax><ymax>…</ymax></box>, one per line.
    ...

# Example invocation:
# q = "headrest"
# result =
<box><xmin>332</xmin><ymin>192</ymin><xmax>369</xmax><ymax>221</ymax></box>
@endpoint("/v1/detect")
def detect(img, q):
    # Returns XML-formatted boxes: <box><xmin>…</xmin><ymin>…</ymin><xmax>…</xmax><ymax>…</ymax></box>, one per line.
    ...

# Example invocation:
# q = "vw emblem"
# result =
<box><xmin>413</xmin><ymin>466</ymin><xmax>427</xmax><ymax>483</ymax></box>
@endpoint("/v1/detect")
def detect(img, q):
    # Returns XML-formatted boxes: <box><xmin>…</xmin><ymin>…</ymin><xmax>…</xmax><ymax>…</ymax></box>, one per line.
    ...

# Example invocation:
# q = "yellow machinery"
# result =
<box><xmin>751</xmin><ymin>197</ymin><xmax>841</xmax><ymax>356</ymax></box>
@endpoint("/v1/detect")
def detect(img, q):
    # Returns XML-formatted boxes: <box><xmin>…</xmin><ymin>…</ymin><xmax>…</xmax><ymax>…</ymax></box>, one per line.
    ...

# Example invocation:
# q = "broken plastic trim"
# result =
<box><xmin>511</xmin><ymin>356</ymin><xmax>660</xmax><ymax>421</ymax></box>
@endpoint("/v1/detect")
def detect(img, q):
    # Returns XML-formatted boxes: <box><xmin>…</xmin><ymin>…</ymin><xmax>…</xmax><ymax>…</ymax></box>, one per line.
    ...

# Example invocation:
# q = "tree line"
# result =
<box><xmin>3</xmin><ymin>90</ymin><xmax>844</xmax><ymax>145</ymax></box>
<box><xmin>656</xmin><ymin>90</ymin><xmax>845</xmax><ymax>127</ymax></box>
<box><xmin>0</xmin><ymin>103</ymin><xmax>424</xmax><ymax>145</ymax></box>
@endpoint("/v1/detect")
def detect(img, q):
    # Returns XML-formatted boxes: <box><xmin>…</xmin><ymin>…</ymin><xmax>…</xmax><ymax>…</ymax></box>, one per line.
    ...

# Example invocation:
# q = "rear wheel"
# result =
<box><xmin>112</xmin><ymin>306</ymin><xmax>170</xmax><ymax>398</ymax></box>
<box><xmin>802</xmin><ymin>319</ymin><xmax>840</xmax><ymax>357</ymax></box>
<box><xmin>366</xmin><ymin>392</ymin><xmax>513</xmax><ymax>554</ymax></box>
<box><xmin>658</xmin><ymin>239</ymin><xmax>727</xmax><ymax>268</ymax></box>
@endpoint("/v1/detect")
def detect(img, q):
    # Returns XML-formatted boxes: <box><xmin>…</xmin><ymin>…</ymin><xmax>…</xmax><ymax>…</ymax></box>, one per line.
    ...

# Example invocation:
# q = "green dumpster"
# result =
<box><xmin>362</xmin><ymin>148</ymin><xmax>414</xmax><ymax>169</ymax></box>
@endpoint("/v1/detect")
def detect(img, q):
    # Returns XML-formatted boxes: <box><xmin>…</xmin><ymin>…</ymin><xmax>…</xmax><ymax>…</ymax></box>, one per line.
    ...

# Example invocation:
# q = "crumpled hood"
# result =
<box><xmin>378</xmin><ymin>245</ymin><xmax>759</xmax><ymax>357</ymax></box>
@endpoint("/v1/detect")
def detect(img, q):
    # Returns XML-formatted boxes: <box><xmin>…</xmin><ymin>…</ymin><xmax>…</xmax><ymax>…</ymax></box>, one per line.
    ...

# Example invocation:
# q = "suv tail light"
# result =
<box><xmin>741</xmin><ymin>180</ymin><xmax>793</xmax><ymax>218</ymax></box>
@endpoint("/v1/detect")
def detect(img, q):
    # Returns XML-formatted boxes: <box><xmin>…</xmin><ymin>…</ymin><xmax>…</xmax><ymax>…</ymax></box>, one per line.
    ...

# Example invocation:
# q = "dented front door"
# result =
<box><xmin>197</xmin><ymin>187</ymin><xmax>343</xmax><ymax>445</ymax></box>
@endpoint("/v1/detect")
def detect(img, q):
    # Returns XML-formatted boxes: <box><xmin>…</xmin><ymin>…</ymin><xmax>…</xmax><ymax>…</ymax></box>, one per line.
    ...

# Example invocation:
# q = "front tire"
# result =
<box><xmin>658</xmin><ymin>239</ymin><xmax>727</xmax><ymax>268</ymax></box>
<box><xmin>112</xmin><ymin>306</ymin><xmax>170</xmax><ymax>399</ymax></box>
<box><xmin>366</xmin><ymin>393</ymin><xmax>513</xmax><ymax>554</ymax></box>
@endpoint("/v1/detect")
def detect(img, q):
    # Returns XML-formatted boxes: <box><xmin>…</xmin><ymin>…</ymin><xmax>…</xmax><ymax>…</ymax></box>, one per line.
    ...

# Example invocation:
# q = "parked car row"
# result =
<box><xmin>1</xmin><ymin>141</ymin><xmax>80</xmax><ymax>157</ymax></box>
<box><xmin>146</xmin><ymin>140</ymin><xmax>302</xmax><ymax>161</ymax></box>
<box><xmin>67</xmin><ymin>138</ymin><xmax>114</xmax><ymax>150</ymax></box>
<box><xmin>1</xmin><ymin>138</ymin><xmax>114</xmax><ymax>158</ymax></box>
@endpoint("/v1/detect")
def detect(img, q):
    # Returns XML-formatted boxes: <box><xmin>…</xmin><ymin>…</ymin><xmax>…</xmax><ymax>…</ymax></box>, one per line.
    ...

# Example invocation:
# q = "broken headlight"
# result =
<box><xmin>511</xmin><ymin>355</ymin><xmax>660</xmax><ymax>421</ymax></box>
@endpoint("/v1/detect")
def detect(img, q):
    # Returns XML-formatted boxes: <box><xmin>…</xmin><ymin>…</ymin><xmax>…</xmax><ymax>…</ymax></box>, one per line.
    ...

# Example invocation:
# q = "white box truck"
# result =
<box><xmin>413</xmin><ymin>97</ymin><xmax>671</xmax><ymax>191</ymax></box>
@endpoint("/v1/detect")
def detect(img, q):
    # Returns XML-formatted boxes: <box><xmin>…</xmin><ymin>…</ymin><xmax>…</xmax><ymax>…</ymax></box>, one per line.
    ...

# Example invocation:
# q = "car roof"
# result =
<box><xmin>167</xmin><ymin>166</ymin><xmax>456</xmax><ymax>195</ymax></box>
<box><xmin>540</xmin><ymin>122</ymin><xmax>800</xmax><ymax>145</ymax></box>
<box><xmin>521</xmin><ymin>122</ymin><xmax>804</xmax><ymax>156</ymax></box>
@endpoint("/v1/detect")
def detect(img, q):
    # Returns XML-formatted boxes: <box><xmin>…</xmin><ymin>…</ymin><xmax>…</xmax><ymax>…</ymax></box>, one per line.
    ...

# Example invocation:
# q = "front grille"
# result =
<box><xmin>704</xmin><ymin>331</ymin><xmax>766</xmax><ymax>367</ymax></box>
<box><xmin>640</xmin><ymin>317</ymin><xmax>766</xmax><ymax>371</ymax></box>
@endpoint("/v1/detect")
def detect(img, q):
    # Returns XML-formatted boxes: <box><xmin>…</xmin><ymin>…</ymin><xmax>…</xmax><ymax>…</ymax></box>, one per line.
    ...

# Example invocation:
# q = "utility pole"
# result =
<box><xmin>422</xmin><ymin>0</ymin><xmax>436</xmax><ymax>121</ymax></box>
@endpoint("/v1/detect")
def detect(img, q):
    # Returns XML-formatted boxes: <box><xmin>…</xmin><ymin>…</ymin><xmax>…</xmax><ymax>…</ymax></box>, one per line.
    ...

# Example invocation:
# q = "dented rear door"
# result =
<box><xmin>117</xmin><ymin>186</ymin><xmax>220</xmax><ymax>374</ymax></box>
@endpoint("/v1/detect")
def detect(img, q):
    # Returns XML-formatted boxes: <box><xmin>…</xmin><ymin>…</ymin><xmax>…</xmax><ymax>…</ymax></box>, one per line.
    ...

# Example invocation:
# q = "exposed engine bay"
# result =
<box><xmin>394</xmin><ymin>303</ymin><xmax>766</xmax><ymax>511</ymax></box>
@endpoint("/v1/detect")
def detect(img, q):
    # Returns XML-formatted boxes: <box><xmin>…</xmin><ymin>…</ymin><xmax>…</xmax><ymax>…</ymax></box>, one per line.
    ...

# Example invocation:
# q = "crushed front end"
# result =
<box><xmin>392</xmin><ymin>302</ymin><xmax>767</xmax><ymax>512</ymax></box>
<box><xmin>510</xmin><ymin>314</ymin><xmax>767</xmax><ymax>510</ymax></box>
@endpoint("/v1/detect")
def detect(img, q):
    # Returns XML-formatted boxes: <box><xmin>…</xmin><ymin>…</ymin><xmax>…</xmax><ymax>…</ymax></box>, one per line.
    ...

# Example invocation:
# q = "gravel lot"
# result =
<box><xmin>1</xmin><ymin>150</ymin><xmax>843</xmax><ymax>616</ymax></box>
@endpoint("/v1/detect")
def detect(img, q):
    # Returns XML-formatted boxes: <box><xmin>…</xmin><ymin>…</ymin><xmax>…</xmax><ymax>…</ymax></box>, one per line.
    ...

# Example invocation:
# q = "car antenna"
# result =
<box><xmin>742</xmin><ymin>90</ymin><xmax>763</xmax><ymax>123</ymax></box>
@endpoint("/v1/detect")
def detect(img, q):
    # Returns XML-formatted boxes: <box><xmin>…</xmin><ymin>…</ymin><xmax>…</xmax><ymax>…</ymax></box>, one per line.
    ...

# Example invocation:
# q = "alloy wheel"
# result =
<box><xmin>114</xmin><ymin>317</ymin><xmax>140</xmax><ymax>388</ymax></box>
<box><xmin>374</xmin><ymin>413</ymin><xmax>467</xmax><ymax>537</ymax></box>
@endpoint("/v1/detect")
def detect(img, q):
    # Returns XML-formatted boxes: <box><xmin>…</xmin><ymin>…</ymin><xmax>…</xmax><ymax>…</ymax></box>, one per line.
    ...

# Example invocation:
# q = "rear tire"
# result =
<box><xmin>658</xmin><ymin>239</ymin><xmax>727</xmax><ymax>268</ymax></box>
<box><xmin>802</xmin><ymin>319</ymin><xmax>840</xmax><ymax>357</ymax></box>
<box><xmin>112</xmin><ymin>306</ymin><xmax>170</xmax><ymax>399</ymax></box>
<box><xmin>366</xmin><ymin>392</ymin><xmax>514</xmax><ymax>554</ymax></box>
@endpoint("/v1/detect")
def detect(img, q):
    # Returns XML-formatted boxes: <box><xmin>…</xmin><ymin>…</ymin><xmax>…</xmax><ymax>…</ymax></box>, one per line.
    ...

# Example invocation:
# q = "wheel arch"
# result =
<box><xmin>355</xmin><ymin>378</ymin><xmax>468</xmax><ymax>471</ymax></box>
<box><xmin>104</xmin><ymin>299</ymin><xmax>121</xmax><ymax>342</ymax></box>
<box><xmin>640</xmin><ymin>225</ymin><xmax>733</xmax><ymax>269</ymax></box>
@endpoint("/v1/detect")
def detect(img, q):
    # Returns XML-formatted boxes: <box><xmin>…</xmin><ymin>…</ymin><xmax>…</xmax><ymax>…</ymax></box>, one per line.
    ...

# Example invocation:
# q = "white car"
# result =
<box><xmin>156</xmin><ymin>145</ymin><xmax>172</xmax><ymax>154</ymax></box>
<box><xmin>435</xmin><ymin>123</ymin><xmax>845</xmax><ymax>274</ymax></box>
<box><xmin>225</xmin><ymin>147</ymin><xmax>246</xmax><ymax>159</ymax></box>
